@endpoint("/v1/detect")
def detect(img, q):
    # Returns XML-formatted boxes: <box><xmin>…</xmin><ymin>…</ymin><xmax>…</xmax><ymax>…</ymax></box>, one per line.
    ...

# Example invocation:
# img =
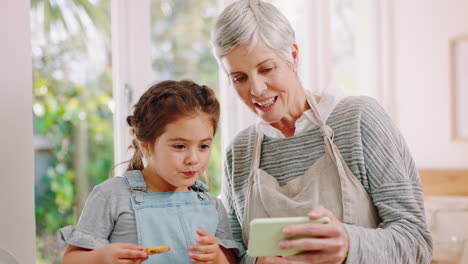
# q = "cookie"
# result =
<box><xmin>143</xmin><ymin>245</ymin><xmax>171</xmax><ymax>255</ymax></box>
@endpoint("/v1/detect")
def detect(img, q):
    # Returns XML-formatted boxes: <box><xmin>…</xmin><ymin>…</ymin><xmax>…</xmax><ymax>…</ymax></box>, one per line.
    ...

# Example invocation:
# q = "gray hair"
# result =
<box><xmin>211</xmin><ymin>0</ymin><xmax>296</xmax><ymax>68</ymax></box>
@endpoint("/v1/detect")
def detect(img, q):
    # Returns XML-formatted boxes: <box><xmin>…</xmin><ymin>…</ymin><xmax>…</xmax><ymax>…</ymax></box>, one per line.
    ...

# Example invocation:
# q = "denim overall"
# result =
<box><xmin>125</xmin><ymin>170</ymin><xmax>218</xmax><ymax>264</ymax></box>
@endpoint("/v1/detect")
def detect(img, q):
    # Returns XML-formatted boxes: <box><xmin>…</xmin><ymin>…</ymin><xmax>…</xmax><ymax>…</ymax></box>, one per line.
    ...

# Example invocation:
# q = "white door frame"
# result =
<box><xmin>111</xmin><ymin>0</ymin><xmax>153</xmax><ymax>176</ymax></box>
<box><xmin>0</xmin><ymin>0</ymin><xmax>36</xmax><ymax>263</ymax></box>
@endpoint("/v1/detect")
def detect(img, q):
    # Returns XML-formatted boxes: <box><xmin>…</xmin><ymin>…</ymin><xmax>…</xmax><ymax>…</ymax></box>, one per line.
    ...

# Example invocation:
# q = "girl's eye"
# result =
<box><xmin>173</xmin><ymin>144</ymin><xmax>185</xmax><ymax>149</ymax></box>
<box><xmin>200</xmin><ymin>144</ymin><xmax>211</xmax><ymax>150</ymax></box>
<box><xmin>261</xmin><ymin>67</ymin><xmax>273</xmax><ymax>73</ymax></box>
<box><xmin>232</xmin><ymin>75</ymin><xmax>247</xmax><ymax>84</ymax></box>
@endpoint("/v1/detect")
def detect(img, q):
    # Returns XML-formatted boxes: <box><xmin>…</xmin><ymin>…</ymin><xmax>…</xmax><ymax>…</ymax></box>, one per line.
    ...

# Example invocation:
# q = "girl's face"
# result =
<box><xmin>221</xmin><ymin>41</ymin><xmax>303</xmax><ymax>125</ymax></box>
<box><xmin>141</xmin><ymin>112</ymin><xmax>214</xmax><ymax>192</ymax></box>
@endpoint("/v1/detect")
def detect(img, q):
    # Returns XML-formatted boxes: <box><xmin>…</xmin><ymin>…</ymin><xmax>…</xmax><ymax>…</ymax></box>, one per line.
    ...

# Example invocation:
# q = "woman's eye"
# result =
<box><xmin>232</xmin><ymin>75</ymin><xmax>247</xmax><ymax>84</ymax></box>
<box><xmin>173</xmin><ymin>144</ymin><xmax>185</xmax><ymax>149</ymax></box>
<box><xmin>261</xmin><ymin>67</ymin><xmax>273</xmax><ymax>73</ymax></box>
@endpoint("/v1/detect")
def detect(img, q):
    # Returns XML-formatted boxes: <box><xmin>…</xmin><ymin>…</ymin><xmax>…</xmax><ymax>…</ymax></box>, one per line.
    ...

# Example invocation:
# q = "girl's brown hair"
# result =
<box><xmin>126</xmin><ymin>80</ymin><xmax>220</xmax><ymax>171</ymax></box>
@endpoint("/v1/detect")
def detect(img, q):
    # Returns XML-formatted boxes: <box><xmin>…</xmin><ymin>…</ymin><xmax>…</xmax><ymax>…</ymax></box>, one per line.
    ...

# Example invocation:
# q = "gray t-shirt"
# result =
<box><xmin>60</xmin><ymin>176</ymin><xmax>241</xmax><ymax>253</ymax></box>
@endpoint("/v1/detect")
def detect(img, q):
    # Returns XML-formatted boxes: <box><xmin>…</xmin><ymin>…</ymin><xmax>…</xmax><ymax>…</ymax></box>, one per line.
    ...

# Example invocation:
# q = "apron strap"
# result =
<box><xmin>308</xmin><ymin>93</ymin><xmax>354</xmax><ymax>223</ymax></box>
<box><xmin>242</xmin><ymin>128</ymin><xmax>264</xmax><ymax>241</ymax></box>
<box><xmin>307</xmin><ymin>94</ymin><xmax>376</xmax><ymax>224</ymax></box>
<box><xmin>306</xmin><ymin>92</ymin><xmax>326</xmax><ymax>127</ymax></box>
<box><xmin>250</xmin><ymin>127</ymin><xmax>264</xmax><ymax>171</ymax></box>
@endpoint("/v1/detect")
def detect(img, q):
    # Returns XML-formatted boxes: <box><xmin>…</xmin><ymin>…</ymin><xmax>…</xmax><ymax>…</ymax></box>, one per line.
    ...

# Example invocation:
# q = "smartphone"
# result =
<box><xmin>247</xmin><ymin>216</ymin><xmax>331</xmax><ymax>257</ymax></box>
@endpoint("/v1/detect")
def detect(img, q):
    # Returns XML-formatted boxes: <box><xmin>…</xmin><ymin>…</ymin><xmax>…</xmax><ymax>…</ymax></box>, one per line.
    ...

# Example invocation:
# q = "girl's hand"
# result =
<box><xmin>188</xmin><ymin>229</ymin><xmax>220</xmax><ymax>264</ymax></box>
<box><xmin>94</xmin><ymin>243</ymin><xmax>148</xmax><ymax>264</ymax></box>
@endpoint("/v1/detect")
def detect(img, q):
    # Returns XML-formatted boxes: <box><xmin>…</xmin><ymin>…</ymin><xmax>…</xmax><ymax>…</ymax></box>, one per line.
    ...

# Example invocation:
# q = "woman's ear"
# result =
<box><xmin>291</xmin><ymin>43</ymin><xmax>299</xmax><ymax>69</ymax></box>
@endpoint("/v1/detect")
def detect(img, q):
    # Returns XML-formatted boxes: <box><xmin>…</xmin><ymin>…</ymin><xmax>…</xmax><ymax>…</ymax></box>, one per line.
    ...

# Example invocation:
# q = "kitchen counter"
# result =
<box><xmin>425</xmin><ymin>196</ymin><xmax>468</xmax><ymax>264</ymax></box>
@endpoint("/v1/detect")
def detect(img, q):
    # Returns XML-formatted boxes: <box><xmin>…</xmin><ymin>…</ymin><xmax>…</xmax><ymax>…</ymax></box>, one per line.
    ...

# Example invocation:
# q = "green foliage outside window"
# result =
<box><xmin>32</xmin><ymin>1</ymin><xmax>113</xmax><ymax>263</ymax></box>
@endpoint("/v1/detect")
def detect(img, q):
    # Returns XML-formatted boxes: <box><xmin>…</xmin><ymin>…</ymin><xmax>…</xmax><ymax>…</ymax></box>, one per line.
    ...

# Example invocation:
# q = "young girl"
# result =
<box><xmin>60</xmin><ymin>80</ymin><xmax>240</xmax><ymax>264</ymax></box>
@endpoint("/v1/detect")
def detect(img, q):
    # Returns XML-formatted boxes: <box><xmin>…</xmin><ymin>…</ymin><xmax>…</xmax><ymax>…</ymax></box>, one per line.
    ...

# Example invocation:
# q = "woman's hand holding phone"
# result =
<box><xmin>254</xmin><ymin>206</ymin><xmax>349</xmax><ymax>264</ymax></box>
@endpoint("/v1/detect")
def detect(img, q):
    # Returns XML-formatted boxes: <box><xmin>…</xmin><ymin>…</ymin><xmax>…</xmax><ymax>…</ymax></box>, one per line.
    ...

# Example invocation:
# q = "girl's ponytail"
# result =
<box><xmin>126</xmin><ymin>115</ymin><xmax>144</xmax><ymax>171</ymax></box>
<box><xmin>127</xmin><ymin>139</ymin><xmax>144</xmax><ymax>171</ymax></box>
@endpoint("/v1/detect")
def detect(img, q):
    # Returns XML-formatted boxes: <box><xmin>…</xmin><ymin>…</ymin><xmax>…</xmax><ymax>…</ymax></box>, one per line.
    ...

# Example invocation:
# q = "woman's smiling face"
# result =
<box><xmin>221</xmin><ymin>41</ymin><xmax>304</xmax><ymax>125</ymax></box>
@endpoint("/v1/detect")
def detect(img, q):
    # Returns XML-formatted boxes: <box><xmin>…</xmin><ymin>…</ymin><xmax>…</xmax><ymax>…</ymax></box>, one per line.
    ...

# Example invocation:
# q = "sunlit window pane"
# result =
<box><xmin>31</xmin><ymin>1</ymin><xmax>112</xmax><ymax>263</ymax></box>
<box><xmin>331</xmin><ymin>0</ymin><xmax>356</xmax><ymax>95</ymax></box>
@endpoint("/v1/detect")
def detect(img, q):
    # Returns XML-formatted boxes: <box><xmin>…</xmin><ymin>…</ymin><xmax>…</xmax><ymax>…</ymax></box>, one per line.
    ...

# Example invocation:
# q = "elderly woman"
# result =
<box><xmin>211</xmin><ymin>0</ymin><xmax>432</xmax><ymax>263</ymax></box>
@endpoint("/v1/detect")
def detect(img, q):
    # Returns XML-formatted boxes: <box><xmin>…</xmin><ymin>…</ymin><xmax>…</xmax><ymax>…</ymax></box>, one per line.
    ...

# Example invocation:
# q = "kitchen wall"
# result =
<box><xmin>392</xmin><ymin>0</ymin><xmax>468</xmax><ymax>168</ymax></box>
<box><xmin>391</xmin><ymin>3</ymin><xmax>468</xmax><ymax>262</ymax></box>
<box><xmin>0</xmin><ymin>1</ymin><xmax>36</xmax><ymax>263</ymax></box>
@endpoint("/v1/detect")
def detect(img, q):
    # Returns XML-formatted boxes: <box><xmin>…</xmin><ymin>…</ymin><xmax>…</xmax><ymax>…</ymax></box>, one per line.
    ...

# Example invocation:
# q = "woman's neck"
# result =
<box><xmin>271</xmin><ymin>120</ymin><xmax>297</xmax><ymax>137</ymax></box>
<box><xmin>271</xmin><ymin>91</ymin><xmax>306</xmax><ymax>137</ymax></box>
<box><xmin>271</xmin><ymin>94</ymin><xmax>321</xmax><ymax>138</ymax></box>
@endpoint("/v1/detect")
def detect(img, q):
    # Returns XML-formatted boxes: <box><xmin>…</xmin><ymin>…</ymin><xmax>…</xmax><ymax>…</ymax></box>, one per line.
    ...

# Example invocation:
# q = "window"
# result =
<box><xmin>31</xmin><ymin>1</ymin><xmax>112</xmax><ymax>262</ymax></box>
<box><xmin>330</xmin><ymin>0</ymin><xmax>356</xmax><ymax>95</ymax></box>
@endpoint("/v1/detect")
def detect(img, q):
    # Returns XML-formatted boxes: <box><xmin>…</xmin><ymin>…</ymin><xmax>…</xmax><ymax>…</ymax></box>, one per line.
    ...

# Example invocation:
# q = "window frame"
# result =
<box><xmin>111</xmin><ymin>0</ymin><xmax>153</xmax><ymax>176</ymax></box>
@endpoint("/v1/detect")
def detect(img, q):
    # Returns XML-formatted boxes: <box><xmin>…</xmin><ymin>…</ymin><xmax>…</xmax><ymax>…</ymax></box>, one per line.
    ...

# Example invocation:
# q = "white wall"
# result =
<box><xmin>392</xmin><ymin>0</ymin><xmax>468</xmax><ymax>168</ymax></box>
<box><xmin>0</xmin><ymin>0</ymin><xmax>36</xmax><ymax>263</ymax></box>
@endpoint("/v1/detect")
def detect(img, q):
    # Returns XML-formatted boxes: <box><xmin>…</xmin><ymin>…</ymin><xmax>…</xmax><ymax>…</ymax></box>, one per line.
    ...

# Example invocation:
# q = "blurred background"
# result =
<box><xmin>1</xmin><ymin>0</ymin><xmax>468</xmax><ymax>263</ymax></box>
